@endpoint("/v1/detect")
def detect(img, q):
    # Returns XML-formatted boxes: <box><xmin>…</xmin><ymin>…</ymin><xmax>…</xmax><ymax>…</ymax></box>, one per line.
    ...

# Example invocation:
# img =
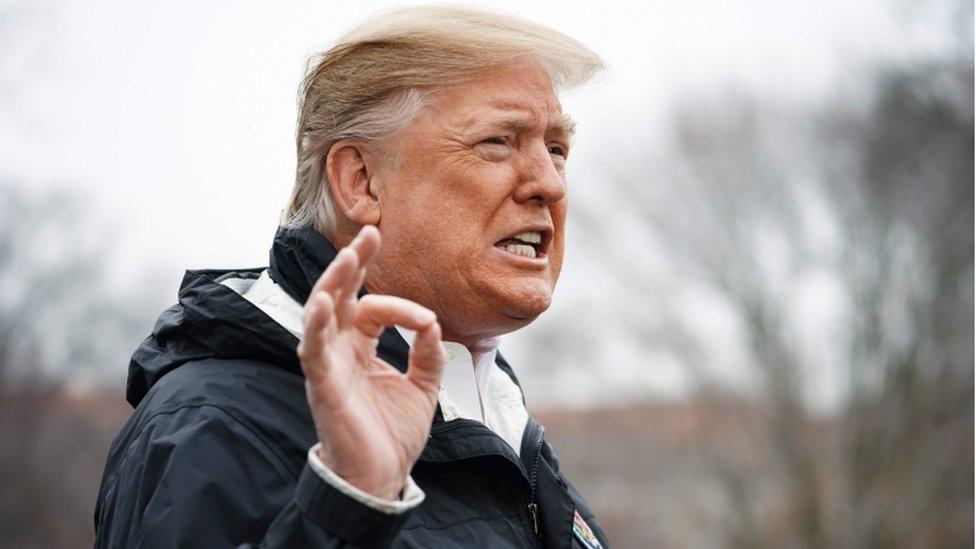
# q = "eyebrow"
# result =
<box><xmin>477</xmin><ymin>101</ymin><xmax>577</xmax><ymax>140</ymax></box>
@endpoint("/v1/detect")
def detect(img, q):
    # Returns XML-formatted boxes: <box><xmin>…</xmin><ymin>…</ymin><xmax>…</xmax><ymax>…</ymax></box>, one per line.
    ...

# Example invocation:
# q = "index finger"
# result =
<box><xmin>353</xmin><ymin>295</ymin><xmax>445</xmax><ymax>392</ymax></box>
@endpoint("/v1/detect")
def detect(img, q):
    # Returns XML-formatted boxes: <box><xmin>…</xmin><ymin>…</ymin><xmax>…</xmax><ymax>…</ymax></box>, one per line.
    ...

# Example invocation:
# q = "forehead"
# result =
<box><xmin>425</xmin><ymin>62</ymin><xmax>571</xmax><ymax>136</ymax></box>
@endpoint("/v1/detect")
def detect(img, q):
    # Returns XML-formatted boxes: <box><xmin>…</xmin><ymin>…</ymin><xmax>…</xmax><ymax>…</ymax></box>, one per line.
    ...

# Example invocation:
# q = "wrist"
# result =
<box><xmin>355</xmin><ymin>479</ymin><xmax>403</xmax><ymax>501</ymax></box>
<box><xmin>317</xmin><ymin>447</ymin><xmax>404</xmax><ymax>500</ymax></box>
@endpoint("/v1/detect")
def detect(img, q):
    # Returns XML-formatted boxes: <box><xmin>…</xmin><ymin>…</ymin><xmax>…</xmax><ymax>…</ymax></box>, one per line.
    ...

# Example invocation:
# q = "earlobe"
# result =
<box><xmin>325</xmin><ymin>140</ymin><xmax>382</xmax><ymax>226</ymax></box>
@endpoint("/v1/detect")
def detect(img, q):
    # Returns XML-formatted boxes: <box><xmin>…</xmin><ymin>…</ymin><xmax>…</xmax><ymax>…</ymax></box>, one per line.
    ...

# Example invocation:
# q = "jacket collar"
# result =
<box><xmin>268</xmin><ymin>225</ymin><xmax>339</xmax><ymax>306</ymax></box>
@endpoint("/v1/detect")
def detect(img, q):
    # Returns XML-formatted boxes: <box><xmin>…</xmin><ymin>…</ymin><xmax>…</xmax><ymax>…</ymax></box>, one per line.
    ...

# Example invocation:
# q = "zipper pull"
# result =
<box><xmin>528</xmin><ymin>502</ymin><xmax>539</xmax><ymax>536</ymax></box>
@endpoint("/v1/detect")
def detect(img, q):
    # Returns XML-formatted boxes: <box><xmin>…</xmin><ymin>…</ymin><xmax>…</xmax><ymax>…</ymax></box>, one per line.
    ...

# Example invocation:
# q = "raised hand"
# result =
<box><xmin>297</xmin><ymin>225</ymin><xmax>446</xmax><ymax>500</ymax></box>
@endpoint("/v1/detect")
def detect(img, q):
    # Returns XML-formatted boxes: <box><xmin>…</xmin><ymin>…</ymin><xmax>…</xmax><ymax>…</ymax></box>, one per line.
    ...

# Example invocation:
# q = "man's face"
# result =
<box><xmin>365</xmin><ymin>60</ymin><xmax>572</xmax><ymax>345</ymax></box>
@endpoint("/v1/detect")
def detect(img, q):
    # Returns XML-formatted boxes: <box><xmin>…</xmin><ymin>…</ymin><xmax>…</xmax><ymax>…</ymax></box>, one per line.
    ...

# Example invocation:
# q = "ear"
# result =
<box><xmin>324</xmin><ymin>140</ymin><xmax>382</xmax><ymax>226</ymax></box>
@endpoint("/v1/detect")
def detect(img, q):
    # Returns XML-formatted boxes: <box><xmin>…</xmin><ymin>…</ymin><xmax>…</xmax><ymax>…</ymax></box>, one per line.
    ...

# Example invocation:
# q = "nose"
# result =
<box><xmin>512</xmin><ymin>145</ymin><xmax>567</xmax><ymax>206</ymax></box>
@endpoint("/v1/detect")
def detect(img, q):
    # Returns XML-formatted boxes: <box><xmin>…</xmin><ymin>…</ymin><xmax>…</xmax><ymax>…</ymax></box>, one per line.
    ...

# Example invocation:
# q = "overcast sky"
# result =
<box><xmin>1</xmin><ymin>0</ymin><xmax>935</xmax><ymax>267</ymax></box>
<box><xmin>0</xmin><ymin>0</ymin><xmax>960</xmax><ymax>404</ymax></box>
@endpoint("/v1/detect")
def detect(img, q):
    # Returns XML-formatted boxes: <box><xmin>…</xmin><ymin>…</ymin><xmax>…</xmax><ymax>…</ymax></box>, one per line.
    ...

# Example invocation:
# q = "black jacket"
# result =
<box><xmin>94</xmin><ymin>227</ymin><xmax>610</xmax><ymax>548</ymax></box>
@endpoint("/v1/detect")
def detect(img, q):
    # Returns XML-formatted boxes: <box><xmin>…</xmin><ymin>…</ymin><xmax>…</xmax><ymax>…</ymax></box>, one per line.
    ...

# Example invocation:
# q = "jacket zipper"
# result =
<box><xmin>524</xmin><ymin>423</ymin><xmax>546</xmax><ymax>538</ymax></box>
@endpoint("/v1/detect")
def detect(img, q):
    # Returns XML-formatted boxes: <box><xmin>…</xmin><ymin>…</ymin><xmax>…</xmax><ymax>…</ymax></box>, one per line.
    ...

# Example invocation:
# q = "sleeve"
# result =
<box><xmin>94</xmin><ymin>405</ymin><xmax>420</xmax><ymax>548</ymax></box>
<box><xmin>307</xmin><ymin>444</ymin><xmax>424</xmax><ymax>514</ymax></box>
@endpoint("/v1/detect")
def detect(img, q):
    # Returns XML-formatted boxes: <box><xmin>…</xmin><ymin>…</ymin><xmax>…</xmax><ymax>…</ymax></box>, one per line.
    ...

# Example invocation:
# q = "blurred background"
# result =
<box><xmin>0</xmin><ymin>0</ymin><xmax>972</xmax><ymax>547</ymax></box>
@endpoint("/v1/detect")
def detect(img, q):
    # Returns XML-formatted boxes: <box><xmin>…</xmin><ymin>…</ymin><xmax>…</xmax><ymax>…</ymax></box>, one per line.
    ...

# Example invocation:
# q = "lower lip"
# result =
<box><xmin>490</xmin><ymin>245</ymin><xmax>548</xmax><ymax>268</ymax></box>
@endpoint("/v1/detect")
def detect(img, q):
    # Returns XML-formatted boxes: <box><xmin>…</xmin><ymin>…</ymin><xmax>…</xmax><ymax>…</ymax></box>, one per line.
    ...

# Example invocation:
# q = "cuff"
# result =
<box><xmin>306</xmin><ymin>444</ymin><xmax>424</xmax><ymax>514</ymax></box>
<box><xmin>294</xmin><ymin>445</ymin><xmax>423</xmax><ymax>547</ymax></box>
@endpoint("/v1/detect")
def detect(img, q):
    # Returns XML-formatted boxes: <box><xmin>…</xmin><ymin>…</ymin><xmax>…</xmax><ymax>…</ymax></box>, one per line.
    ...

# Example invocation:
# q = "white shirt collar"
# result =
<box><xmin>395</xmin><ymin>327</ymin><xmax>499</xmax><ymax>424</ymax></box>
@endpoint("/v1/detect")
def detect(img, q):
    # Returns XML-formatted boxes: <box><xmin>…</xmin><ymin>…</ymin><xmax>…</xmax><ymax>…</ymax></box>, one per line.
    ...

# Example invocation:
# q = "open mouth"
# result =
<box><xmin>494</xmin><ymin>230</ymin><xmax>548</xmax><ymax>259</ymax></box>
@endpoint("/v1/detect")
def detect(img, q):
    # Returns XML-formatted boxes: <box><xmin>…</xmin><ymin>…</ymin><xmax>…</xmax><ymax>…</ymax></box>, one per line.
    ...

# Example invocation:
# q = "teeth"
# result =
<box><xmin>512</xmin><ymin>231</ymin><xmax>542</xmax><ymax>244</ymax></box>
<box><xmin>504</xmin><ymin>243</ymin><xmax>538</xmax><ymax>258</ymax></box>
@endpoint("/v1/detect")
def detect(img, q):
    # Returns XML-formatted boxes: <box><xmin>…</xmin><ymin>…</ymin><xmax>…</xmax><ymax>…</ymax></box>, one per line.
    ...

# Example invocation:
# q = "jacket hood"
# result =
<box><xmin>126</xmin><ymin>227</ymin><xmax>336</xmax><ymax>407</ymax></box>
<box><xmin>125</xmin><ymin>267</ymin><xmax>301</xmax><ymax>406</ymax></box>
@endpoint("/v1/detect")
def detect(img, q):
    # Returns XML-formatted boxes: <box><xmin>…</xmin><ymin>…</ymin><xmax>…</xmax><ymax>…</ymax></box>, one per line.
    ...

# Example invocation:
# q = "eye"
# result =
<box><xmin>481</xmin><ymin>136</ymin><xmax>508</xmax><ymax>146</ymax></box>
<box><xmin>548</xmin><ymin>145</ymin><xmax>567</xmax><ymax>158</ymax></box>
<box><xmin>474</xmin><ymin>136</ymin><xmax>512</xmax><ymax>161</ymax></box>
<box><xmin>547</xmin><ymin>143</ymin><xmax>569</xmax><ymax>170</ymax></box>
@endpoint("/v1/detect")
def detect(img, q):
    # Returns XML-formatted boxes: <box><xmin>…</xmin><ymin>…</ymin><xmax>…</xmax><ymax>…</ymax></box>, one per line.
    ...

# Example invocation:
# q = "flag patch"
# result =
<box><xmin>573</xmin><ymin>509</ymin><xmax>603</xmax><ymax>549</ymax></box>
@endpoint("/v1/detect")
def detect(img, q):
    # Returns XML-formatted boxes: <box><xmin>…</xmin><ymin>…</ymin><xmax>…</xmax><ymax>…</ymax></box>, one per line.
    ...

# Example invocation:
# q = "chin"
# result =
<box><xmin>466</xmin><ymin>271</ymin><xmax>557</xmax><ymax>333</ymax></box>
<box><xmin>495</xmin><ymin>285</ymin><xmax>553</xmax><ymax>323</ymax></box>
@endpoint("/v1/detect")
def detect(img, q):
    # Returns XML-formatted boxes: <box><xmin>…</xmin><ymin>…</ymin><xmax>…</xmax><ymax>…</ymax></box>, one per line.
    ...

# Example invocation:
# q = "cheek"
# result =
<box><xmin>396</xmin><ymin>204</ymin><xmax>480</xmax><ymax>268</ymax></box>
<box><xmin>443</xmin><ymin>171</ymin><xmax>516</xmax><ymax>240</ymax></box>
<box><xmin>384</xmin><ymin>157</ymin><xmax>521</xmax><ymax>264</ymax></box>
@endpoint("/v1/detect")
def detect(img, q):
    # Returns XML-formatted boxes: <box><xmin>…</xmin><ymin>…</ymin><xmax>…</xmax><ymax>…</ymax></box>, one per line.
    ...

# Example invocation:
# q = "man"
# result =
<box><xmin>95</xmin><ymin>5</ymin><xmax>609</xmax><ymax>548</ymax></box>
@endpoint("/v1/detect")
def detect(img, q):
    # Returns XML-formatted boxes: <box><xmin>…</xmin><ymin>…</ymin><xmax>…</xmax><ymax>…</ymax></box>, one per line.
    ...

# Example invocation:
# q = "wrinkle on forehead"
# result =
<box><xmin>412</xmin><ymin>61</ymin><xmax>574</xmax><ymax>141</ymax></box>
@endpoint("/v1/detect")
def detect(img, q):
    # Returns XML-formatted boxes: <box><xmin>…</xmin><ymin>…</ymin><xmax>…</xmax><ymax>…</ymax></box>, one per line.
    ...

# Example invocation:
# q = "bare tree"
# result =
<box><xmin>0</xmin><ymin>183</ymin><xmax>156</xmax><ymax>547</ymax></box>
<box><xmin>831</xmin><ymin>59</ymin><xmax>973</xmax><ymax>548</ymax></box>
<box><xmin>520</xmin><ymin>28</ymin><xmax>973</xmax><ymax>543</ymax></box>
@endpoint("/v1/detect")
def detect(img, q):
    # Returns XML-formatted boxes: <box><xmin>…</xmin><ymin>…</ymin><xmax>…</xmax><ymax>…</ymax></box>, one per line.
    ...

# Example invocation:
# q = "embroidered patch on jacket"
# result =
<box><xmin>573</xmin><ymin>509</ymin><xmax>603</xmax><ymax>549</ymax></box>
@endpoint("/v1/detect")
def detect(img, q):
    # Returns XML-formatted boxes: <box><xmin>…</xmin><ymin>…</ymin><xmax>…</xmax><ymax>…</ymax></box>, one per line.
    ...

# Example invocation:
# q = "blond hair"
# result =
<box><xmin>281</xmin><ymin>4</ymin><xmax>604</xmax><ymax>235</ymax></box>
